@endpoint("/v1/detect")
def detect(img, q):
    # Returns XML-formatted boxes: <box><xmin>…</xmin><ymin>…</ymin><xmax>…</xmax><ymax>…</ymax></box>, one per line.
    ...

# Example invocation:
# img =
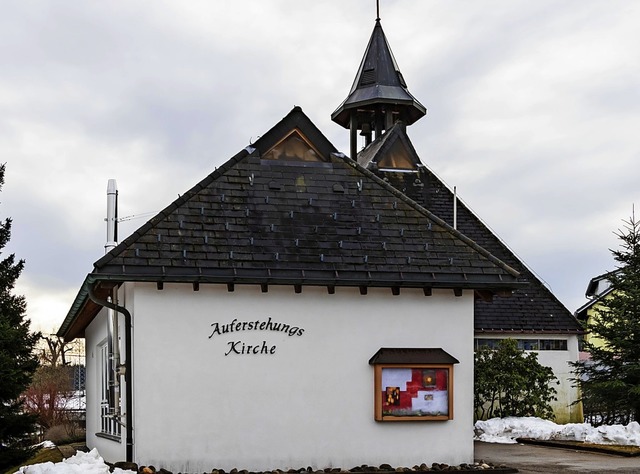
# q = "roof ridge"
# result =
<box><xmin>331</xmin><ymin>152</ymin><xmax>520</xmax><ymax>278</ymax></box>
<box><xmin>418</xmin><ymin>166</ymin><xmax>582</xmax><ymax>323</ymax></box>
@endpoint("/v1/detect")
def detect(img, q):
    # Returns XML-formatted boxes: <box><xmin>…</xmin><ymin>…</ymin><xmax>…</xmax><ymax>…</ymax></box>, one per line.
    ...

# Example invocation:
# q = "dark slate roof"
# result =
<box><xmin>358</xmin><ymin>124</ymin><xmax>583</xmax><ymax>335</ymax></box>
<box><xmin>59</xmin><ymin>107</ymin><xmax>521</xmax><ymax>340</ymax></box>
<box><xmin>94</xmin><ymin>108</ymin><xmax>517</xmax><ymax>288</ymax></box>
<box><xmin>331</xmin><ymin>19</ymin><xmax>426</xmax><ymax>128</ymax></box>
<box><xmin>368</xmin><ymin>348</ymin><xmax>459</xmax><ymax>365</ymax></box>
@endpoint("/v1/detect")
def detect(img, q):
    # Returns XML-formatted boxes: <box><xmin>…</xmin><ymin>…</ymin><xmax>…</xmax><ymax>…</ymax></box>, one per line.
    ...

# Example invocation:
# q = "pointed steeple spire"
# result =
<box><xmin>332</xmin><ymin>18</ymin><xmax>426</xmax><ymax>159</ymax></box>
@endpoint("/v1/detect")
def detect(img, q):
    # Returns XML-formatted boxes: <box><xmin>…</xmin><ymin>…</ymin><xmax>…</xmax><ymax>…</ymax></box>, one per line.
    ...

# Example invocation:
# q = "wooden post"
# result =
<box><xmin>350</xmin><ymin>114</ymin><xmax>358</xmax><ymax>160</ymax></box>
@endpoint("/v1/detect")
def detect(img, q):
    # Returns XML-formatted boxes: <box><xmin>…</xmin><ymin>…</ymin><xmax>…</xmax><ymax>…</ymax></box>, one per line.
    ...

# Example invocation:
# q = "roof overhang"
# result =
<box><xmin>331</xmin><ymin>92</ymin><xmax>426</xmax><ymax>129</ymax></box>
<box><xmin>57</xmin><ymin>275</ymin><xmax>119</xmax><ymax>341</ymax></box>
<box><xmin>58</xmin><ymin>270</ymin><xmax>525</xmax><ymax>342</ymax></box>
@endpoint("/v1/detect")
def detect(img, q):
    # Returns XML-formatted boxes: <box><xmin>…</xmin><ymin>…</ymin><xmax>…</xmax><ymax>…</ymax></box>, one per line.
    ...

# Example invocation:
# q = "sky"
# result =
<box><xmin>1</xmin><ymin>0</ymin><xmax>638</xmax><ymax>334</ymax></box>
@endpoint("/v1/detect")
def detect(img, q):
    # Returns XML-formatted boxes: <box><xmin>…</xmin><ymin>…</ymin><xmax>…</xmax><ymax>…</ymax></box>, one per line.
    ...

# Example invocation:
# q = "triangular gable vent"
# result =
<box><xmin>262</xmin><ymin>129</ymin><xmax>325</xmax><ymax>162</ymax></box>
<box><xmin>360</xmin><ymin>68</ymin><xmax>376</xmax><ymax>86</ymax></box>
<box><xmin>377</xmin><ymin>137</ymin><xmax>416</xmax><ymax>171</ymax></box>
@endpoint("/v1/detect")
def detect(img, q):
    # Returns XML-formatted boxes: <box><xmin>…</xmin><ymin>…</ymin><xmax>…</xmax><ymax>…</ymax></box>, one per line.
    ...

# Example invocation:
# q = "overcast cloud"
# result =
<box><xmin>1</xmin><ymin>0</ymin><xmax>638</xmax><ymax>333</ymax></box>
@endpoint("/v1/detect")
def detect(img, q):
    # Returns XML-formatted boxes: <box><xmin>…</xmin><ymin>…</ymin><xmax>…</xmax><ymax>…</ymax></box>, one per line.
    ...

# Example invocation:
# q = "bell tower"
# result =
<box><xmin>331</xmin><ymin>14</ymin><xmax>426</xmax><ymax>160</ymax></box>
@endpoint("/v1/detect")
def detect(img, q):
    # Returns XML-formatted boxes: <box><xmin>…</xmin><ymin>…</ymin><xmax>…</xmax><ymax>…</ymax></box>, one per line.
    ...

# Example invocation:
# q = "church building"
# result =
<box><xmin>58</xmin><ymin>13</ymin><xmax>580</xmax><ymax>473</ymax></box>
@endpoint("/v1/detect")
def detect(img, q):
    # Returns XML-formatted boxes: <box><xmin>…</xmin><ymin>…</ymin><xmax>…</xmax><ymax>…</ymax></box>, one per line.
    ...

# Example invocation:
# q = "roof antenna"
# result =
<box><xmin>453</xmin><ymin>186</ymin><xmax>457</xmax><ymax>230</ymax></box>
<box><xmin>376</xmin><ymin>0</ymin><xmax>380</xmax><ymax>21</ymax></box>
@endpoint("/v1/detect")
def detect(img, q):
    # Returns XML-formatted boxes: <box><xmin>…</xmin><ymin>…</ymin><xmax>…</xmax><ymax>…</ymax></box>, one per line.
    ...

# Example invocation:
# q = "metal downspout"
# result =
<box><xmin>88</xmin><ymin>285</ymin><xmax>134</xmax><ymax>463</ymax></box>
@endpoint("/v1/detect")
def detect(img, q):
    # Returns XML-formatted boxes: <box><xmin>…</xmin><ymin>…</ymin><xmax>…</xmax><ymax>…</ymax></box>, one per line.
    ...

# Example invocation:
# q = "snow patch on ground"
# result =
<box><xmin>13</xmin><ymin>448</ymin><xmax>136</xmax><ymax>474</ymax></box>
<box><xmin>475</xmin><ymin>417</ymin><xmax>640</xmax><ymax>446</ymax></box>
<box><xmin>32</xmin><ymin>441</ymin><xmax>56</xmax><ymax>450</ymax></box>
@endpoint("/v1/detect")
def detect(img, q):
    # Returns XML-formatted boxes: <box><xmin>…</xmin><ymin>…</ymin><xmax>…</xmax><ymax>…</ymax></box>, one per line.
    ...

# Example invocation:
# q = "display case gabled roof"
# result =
<box><xmin>331</xmin><ymin>19</ymin><xmax>426</xmax><ymax>129</ymax></box>
<box><xmin>369</xmin><ymin>348</ymin><xmax>459</xmax><ymax>365</ymax></box>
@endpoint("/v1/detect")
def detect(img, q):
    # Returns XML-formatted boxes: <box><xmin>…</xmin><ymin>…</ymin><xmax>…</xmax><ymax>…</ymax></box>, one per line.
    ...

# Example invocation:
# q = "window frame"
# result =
<box><xmin>98</xmin><ymin>340</ymin><xmax>121</xmax><ymax>439</ymax></box>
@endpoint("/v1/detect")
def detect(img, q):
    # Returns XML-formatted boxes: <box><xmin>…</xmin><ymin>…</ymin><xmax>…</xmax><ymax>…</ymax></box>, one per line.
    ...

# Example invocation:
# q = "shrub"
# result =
<box><xmin>475</xmin><ymin>338</ymin><xmax>558</xmax><ymax>420</ymax></box>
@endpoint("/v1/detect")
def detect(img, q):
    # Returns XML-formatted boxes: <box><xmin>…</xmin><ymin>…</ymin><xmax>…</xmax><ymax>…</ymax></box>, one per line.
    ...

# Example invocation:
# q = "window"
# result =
<box><xmin>369</xmin><ymin>348</ymin><xmax>458</xmax><ymax>421</ymax></box>
<box><xmin>99</xmin><ymin>341</ymin><xmax>121</xmax><ymax>438</ymax></box>
<box><xmin>474</xmin><ymin>338</ymin><xmax>567</xmax><ymax>351</ymax></box>
<box><xmin>540</xmin><ymin>339</ymin><xmax>568</xmax><ymax>351</ymax></box>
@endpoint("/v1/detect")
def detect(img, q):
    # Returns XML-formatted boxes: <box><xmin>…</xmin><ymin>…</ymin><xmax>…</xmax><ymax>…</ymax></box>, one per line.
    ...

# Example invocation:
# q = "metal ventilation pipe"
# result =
<box><xmin>105</xmin><ymin>179</ymin><xmax>118</xmax><ymax>253</ymax></box>
<box><xmin>104</xmin><ymin>179</ymin><xmax>123</xmax><ymax>434</ymax></box>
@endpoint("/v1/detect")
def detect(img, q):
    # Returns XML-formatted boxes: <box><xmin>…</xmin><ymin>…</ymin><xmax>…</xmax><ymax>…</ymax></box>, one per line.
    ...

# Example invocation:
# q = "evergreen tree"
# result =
<box><xmin>572</xmin><ymin>211</ymin><xmax>640</xmax><ymax>425</ymax></box>
<box><xmin>0</xmin><ymin>163</ymin><xmax>40</xmax><ymax>470</ymax></box>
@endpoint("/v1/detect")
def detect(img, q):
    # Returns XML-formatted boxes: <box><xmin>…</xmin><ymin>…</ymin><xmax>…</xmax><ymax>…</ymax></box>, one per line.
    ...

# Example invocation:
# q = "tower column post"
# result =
<box><xmin>350</xmin><ymin>114</ymin><xmax>358</xmax><ymax>160</ymax></box>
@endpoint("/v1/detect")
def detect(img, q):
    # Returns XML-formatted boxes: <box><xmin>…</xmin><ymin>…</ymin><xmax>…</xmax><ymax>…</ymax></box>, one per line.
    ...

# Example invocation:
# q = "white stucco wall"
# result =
<box><xmin>125</xmin><ymin>283</ymin><xmax>474</xmax><ymax>472</ymax></box>
<box><xmin>535</xmin><ymin>335</ymin><xmax>582</xmax><ymax>423</ymax></box>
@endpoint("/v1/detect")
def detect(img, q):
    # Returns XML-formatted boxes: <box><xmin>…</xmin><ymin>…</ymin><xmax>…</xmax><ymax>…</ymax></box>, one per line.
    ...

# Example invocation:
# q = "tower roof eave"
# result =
<box><xmin>331</xmin><ymin>88</ymin><xmax>426</xmax><ymax>128</ymax></box>
<box><xmin>331</xmin><ymin>19</ymin><xmax>426</xmax><ymax>130</ymax></box>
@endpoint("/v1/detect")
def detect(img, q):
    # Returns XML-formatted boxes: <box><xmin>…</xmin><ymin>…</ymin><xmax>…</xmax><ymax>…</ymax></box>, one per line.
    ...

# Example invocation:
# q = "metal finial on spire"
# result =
<box><xmin>376</xmin><ymin>0</ymin><xmax>380</xmax><ymax>21</ymax></box>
